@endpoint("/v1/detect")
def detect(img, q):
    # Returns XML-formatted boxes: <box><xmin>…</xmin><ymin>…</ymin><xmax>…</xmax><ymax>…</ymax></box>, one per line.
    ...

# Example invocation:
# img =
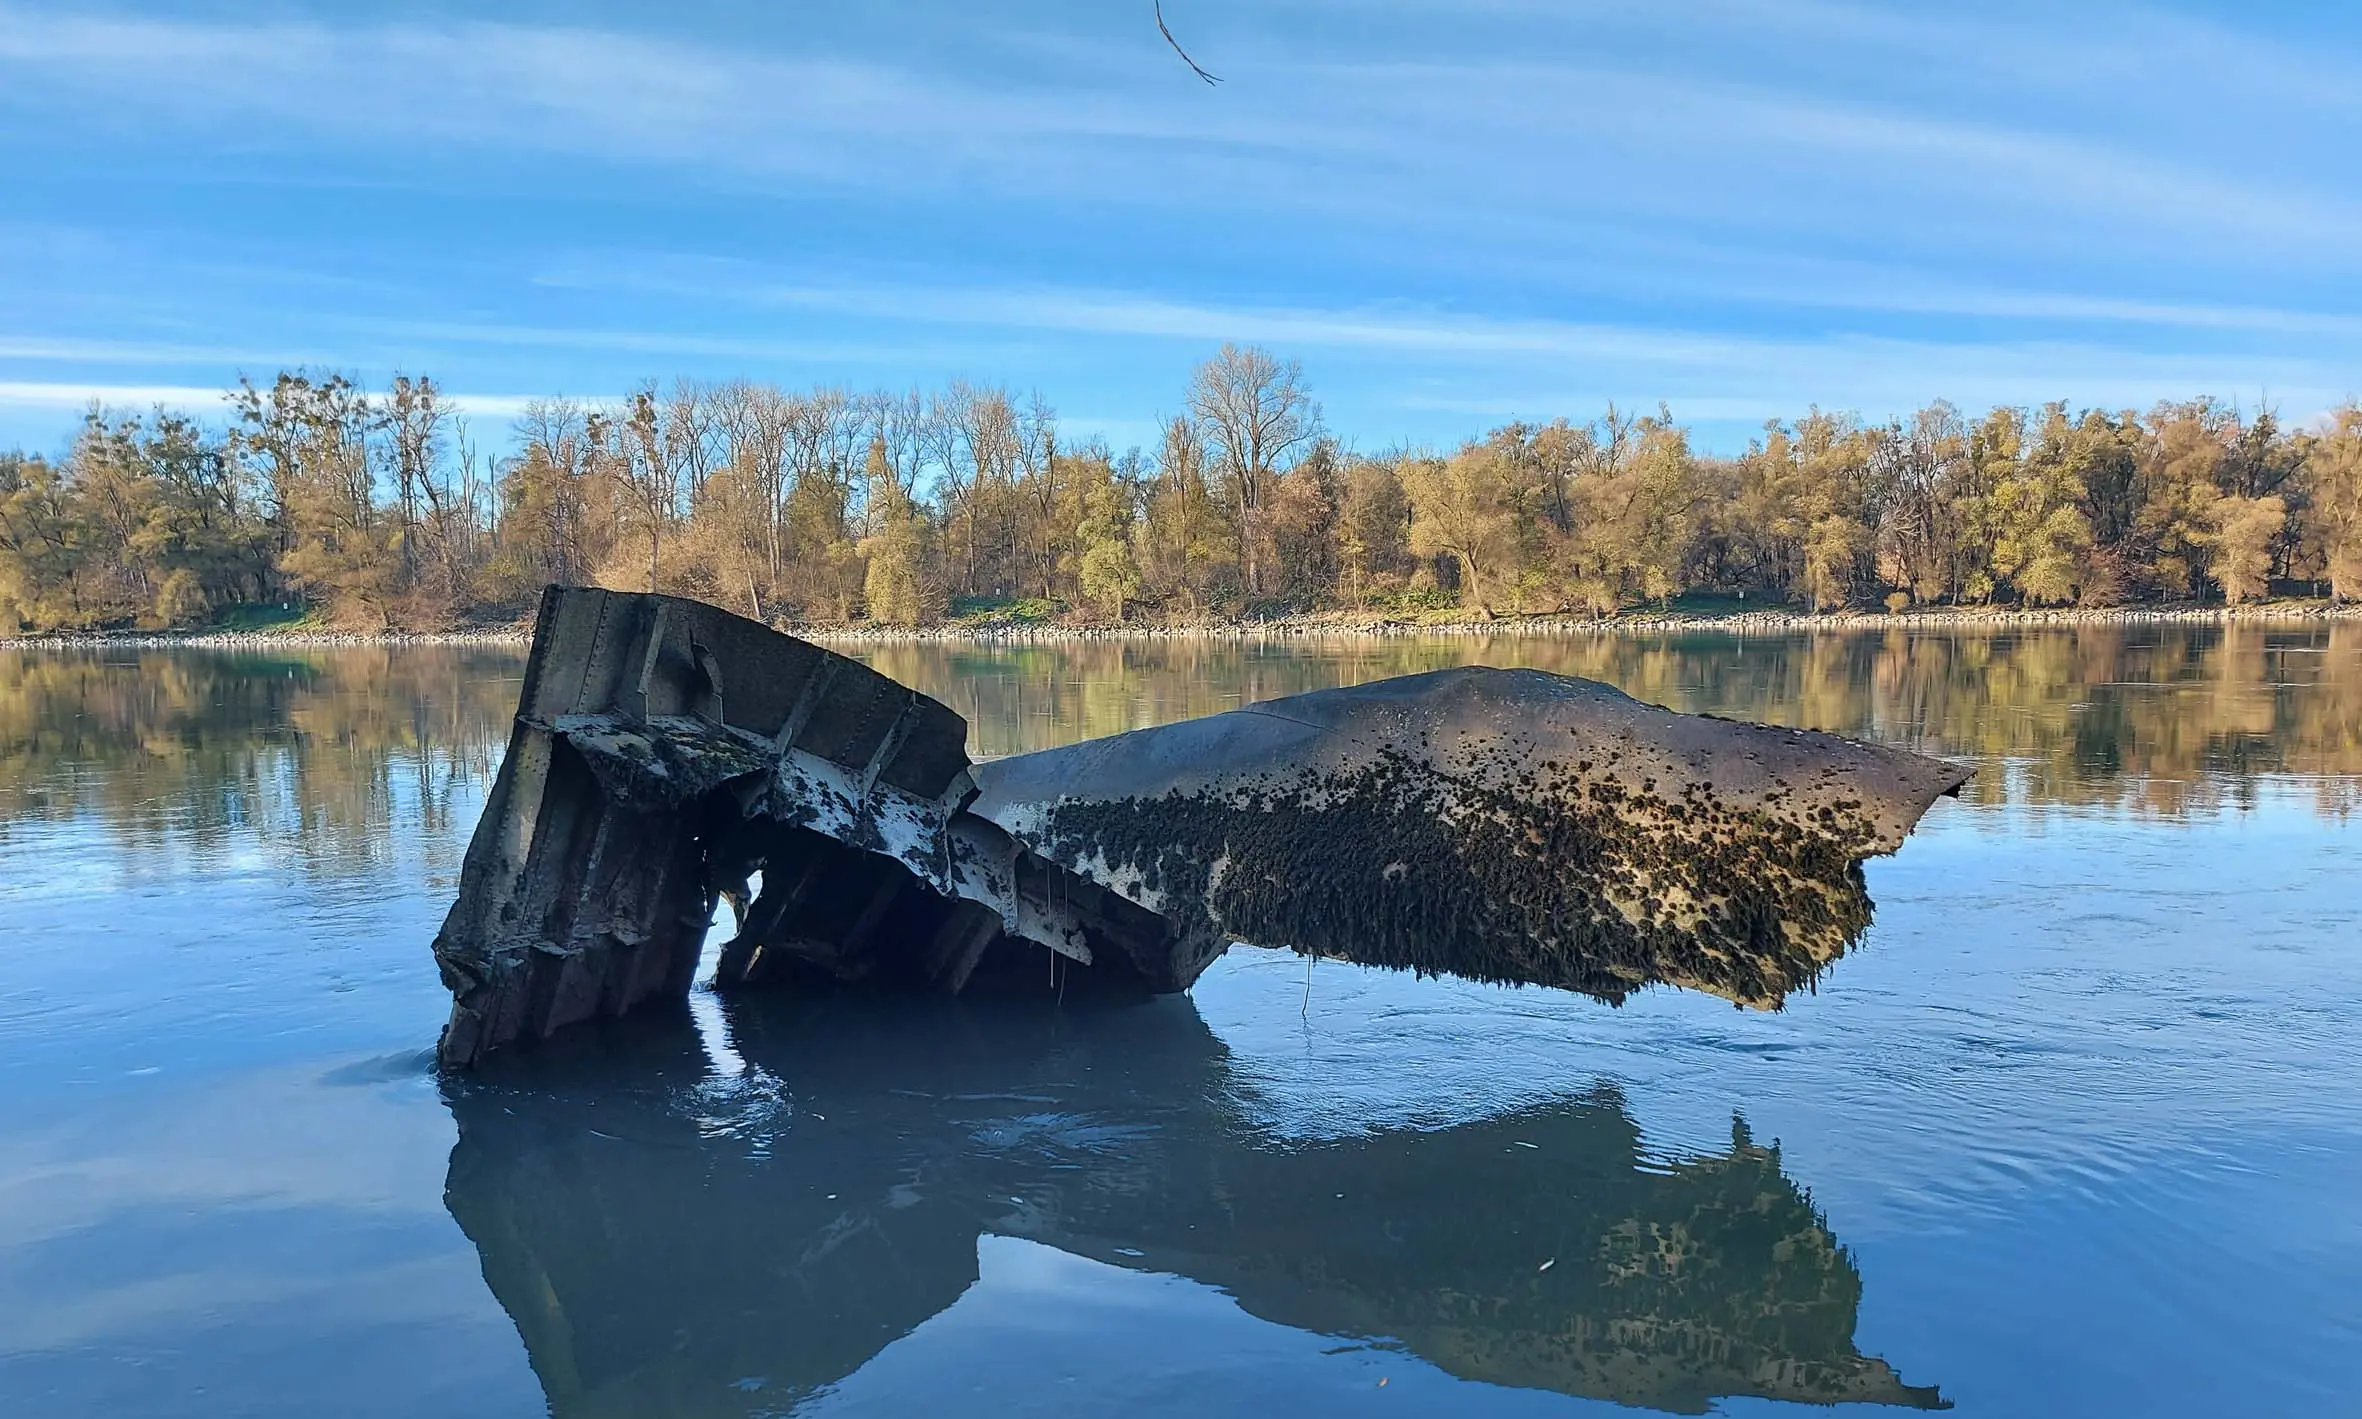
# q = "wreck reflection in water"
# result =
<box><xmin>443</xmin><ymin>992</ymin><xmax>1944</xmax><ymax>1416</ymax></box>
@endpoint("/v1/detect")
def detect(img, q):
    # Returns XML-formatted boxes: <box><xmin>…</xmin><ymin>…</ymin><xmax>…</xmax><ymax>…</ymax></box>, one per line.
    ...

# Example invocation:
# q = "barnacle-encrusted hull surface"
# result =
<box><xmin>433</xmin><ymin>589</ymin><xmax>1966</xmax><ymax>1066</ymax></box>
<box><xmin>968</xmin><ymin>668</ymin><xmax>1970</xmax><ymax>1006</ymax></box>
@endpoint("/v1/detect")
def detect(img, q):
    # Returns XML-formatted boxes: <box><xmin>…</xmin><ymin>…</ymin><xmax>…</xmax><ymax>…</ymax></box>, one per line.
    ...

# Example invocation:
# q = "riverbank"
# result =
<box><xmin>0</xmin><ymin>626</ymin><xmax>539</xmax><ymax>650</ymax></box>
<box><xmin>4</xmin><ymin>597</ymin><xmax>2357</xmax><ymax>650</ymax></box>
<box><xmin>812</xmin><ymin>598</ymin><xmax>2362</xmax><ymax>644</ymax></box>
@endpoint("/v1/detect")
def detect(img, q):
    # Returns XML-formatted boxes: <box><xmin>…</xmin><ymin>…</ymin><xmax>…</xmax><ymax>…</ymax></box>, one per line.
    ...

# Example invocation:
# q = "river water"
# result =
<box><xmin>1</xmin><ymin>626</ymin><xmax>2357</xmax><ymax>1417</ymax></box>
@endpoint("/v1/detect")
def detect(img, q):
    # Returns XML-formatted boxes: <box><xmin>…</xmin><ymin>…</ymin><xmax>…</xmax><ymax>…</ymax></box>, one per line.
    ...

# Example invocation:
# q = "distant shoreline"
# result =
<box><xmin>4</xmin><ymin>598</ymin><xmax>2357</xmax><ymax>651</ymax></box>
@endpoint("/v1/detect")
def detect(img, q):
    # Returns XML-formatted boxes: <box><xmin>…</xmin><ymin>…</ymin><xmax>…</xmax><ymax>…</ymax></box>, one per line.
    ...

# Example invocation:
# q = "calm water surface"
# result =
<box><xmin>2</xmin><ymin>627</ymin><xmax>2357</xmax><ymax>1417</ymax></box>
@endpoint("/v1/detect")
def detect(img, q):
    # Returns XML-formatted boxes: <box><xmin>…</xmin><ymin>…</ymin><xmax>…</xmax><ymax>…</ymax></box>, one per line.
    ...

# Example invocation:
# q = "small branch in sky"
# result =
<box><xmin>1156</xmin><ymin>1</ymin><xmax>1222</xmax><ymax>85</ymax></box>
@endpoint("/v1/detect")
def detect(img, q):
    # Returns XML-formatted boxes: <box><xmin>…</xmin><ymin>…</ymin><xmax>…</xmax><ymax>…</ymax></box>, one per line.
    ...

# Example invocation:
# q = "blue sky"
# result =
<box><xmin>2</xmin><ymin>0</ymin><xmax>2358</xmax><ymax>457</ymax></box>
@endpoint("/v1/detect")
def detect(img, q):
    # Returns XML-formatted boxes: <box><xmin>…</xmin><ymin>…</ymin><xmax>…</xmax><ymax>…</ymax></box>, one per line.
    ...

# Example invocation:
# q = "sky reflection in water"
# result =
<box><xmin>0</xmin><ymin>627</ymin><xmax>2356</xmax><ymax>1417</ymax></box>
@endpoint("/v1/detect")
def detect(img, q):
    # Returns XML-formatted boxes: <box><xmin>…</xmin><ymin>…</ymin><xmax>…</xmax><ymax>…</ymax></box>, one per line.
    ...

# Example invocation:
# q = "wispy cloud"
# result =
<box><xmin>0</xmin><ymin>2</ymin><xmax>2355</xmax><ymax>451</ymax></box>
<box><xmin>1319</xmin><ymin>0</ymin><xmax>2362</xmax><ymax>119</ymax></box>
<box><xmin>359</xmin><ymin>319</ymin><xmax>1005</xmax><ymax>367</ymax></box>
<box><xmin>0</xmin><ymin>380</ymin><xmax>232</xmax><ymax>410</ymax></box>
<box><xmin>0</xmin><ymin>8</ymin><xmax>1283</xmax><ymax>174</ymax></box>
<box><xmin>1693</xmin><ymin>282</ymin><xmax>2362</xmax><ymax>340</ymax></box>
<box><xmin>0</xmin><ymin>336</ymin><xmax>296</xmax><ymax>365</ymax></box>
<box><xmin>0</xmin><ymin>381</ymin><xmax>561</xmax><ymax>422</ymax></box>
<box><xmin>547</xmin><ymin>259</ymin><xmax>2362</xmax><ymax>379</ymax></box>
<box><xmin>756</xmin><ymin>283</ymin><xmax>1755</xmax><ymax>363</ymax></box>
<box><xmin>3</xmin><ymin>3</ymin><xmax>2353</xmax><ymax>255</ymax></box>
<box><xmin>512</xmin><ymin>261</ymin><xmax>2362</xmax><ymax>434</ymax></box>
<box><xmin>0</xmin><ymin>320</ymin><xmax>1019</xmax><ymax>381</ymax></box>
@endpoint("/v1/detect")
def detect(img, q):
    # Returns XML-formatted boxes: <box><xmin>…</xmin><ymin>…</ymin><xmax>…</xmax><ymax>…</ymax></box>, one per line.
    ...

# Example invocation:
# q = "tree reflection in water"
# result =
<box><xmin>1</xmin><ymin>626</ymin><xmax>2353</xmax><ymax>881</ymax></box>
<box><xmin>866</xmin><ymin>621</ymin><xmax>2362</xmax><ymax>819</ymax></box>
<box><xmin>442</xmin><ymin>993</ymin><xmax>1944</xmax><ymax>1416</ymax></box>
<box><xmin>0</xmin><ymin>647</ymin><xmax>517</xmax><ymax>877</ymax></box>
<box><xmin>1</xmin><ymin>626</ymin><xmax>2349</xmax><ymax>1413</ymax></box>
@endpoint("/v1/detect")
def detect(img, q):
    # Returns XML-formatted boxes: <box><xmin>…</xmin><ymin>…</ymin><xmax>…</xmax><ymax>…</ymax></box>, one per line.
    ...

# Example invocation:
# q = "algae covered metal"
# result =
<box><xmin>431</xmin><ymin>588</ymin><xmax>1966</xmax><ymax>1066</ymax></box>
<box><xmin>970</xmin><ymin>666</ymin><xmax>1968</xmax><ymax>1007</ymax></box>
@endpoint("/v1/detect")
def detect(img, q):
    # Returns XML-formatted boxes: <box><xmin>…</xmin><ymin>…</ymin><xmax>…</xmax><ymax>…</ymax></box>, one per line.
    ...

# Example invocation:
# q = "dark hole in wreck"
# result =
<box><xmin>694</xmin><ymin>808</ymin><xmax>1175</xmax><ymax>1002</ymax></box>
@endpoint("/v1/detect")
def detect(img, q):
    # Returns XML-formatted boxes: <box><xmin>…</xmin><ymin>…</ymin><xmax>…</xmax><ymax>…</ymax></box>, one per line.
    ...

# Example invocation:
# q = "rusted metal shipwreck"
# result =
<box><xmin>432</xmin><ymin>587</ymin><xmax>1968</xmax><ymax>1067</ymax></box>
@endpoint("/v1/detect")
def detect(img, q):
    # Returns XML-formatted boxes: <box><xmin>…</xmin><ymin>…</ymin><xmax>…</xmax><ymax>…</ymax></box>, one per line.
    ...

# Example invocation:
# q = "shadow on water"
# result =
<box><xmin>441</xmin><ymin>992</ymin><xmax>1945</xmax><ymax>1416</ymax></box>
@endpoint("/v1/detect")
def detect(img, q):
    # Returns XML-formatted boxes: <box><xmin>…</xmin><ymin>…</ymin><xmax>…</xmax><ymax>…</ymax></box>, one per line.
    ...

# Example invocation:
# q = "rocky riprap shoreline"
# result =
<box><xmin>0</xmin><ymin>626</ymin><xmax>535</xmax><ymax>650</ymax></box>
<box><xmin>3</xmin><ymin>599</ymin><xmax>2355</xmax><ymax>650</ymax></box>
<box><xmin>811</xmin><ymin>599</ymin><xmax>2362</xmax><ymax>643</ymax></box>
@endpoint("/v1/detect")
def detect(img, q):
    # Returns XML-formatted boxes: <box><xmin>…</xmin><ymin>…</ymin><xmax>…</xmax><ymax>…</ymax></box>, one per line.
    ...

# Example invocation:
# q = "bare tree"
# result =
<box><xmin>509</xmin><ymin>397</ymin><xmax>594</xmax><ymax>587</ymax></box>
<box><xmin>784</xmin><ymin>386</ymin><xmax>863</xmax><ymax>528</ymax></box>
<box><xmin>727</xmin><ymin>382</ymin><xmax>790</xmax><ymax>604</ymax></box>
<box><xmin>1874</xmin><ymin>402</ymin><xmax>1968</xmax><ymax>603</ymax></box>
<box><xmin>922</xmin><ymin>383</ymin><xmax>977</xmax><ymax>594</ymax></box>
<box><xmin>951</xmin><ymin>384</ymin><xmax>1026</xmax><ymax>596</ymax></box>
<box><xmin>858</xmin><ymin>388</ymin><xmax>930</xmax><ymax>510</ymax></box>
<box><xmin>382</xmin><ymin>374</ymin><xmax>446</xmax><ymax>586</ymax></box>
<box><xmin>1187</xmin><ymin>344</ymin><xmax>1320</xmax><ymax>595</ymax></box>
<box><xmin>664</xmin><ymin>380</ymin><xmax>722</xmax><ymax>509</ymax></box>
<box><xmin>614</xmin><ymin>387</ymin><xmax>680</xmax><ymax>592</ymax></box>
<box><xmin>1020</xmin><ymin>391</ymin><xmax>1060</xmax><ymax>597</ymax></box>
<box><xmin>415</xmin><ymin>408</ymin><xmax>491</xmax><ymax>608</ymax></box>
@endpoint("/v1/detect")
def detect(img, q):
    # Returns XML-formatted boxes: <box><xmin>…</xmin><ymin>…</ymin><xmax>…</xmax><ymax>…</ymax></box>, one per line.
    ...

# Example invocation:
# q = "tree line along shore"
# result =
<box><xmin>4</xmin><ymin>598</ymin><xmax>2359</xmax><ymax>652</ymax></box>
<box><xmin>4</xmin><ymin>344</ymin><xmax>2360</xmax><ymax>638</ymax></box>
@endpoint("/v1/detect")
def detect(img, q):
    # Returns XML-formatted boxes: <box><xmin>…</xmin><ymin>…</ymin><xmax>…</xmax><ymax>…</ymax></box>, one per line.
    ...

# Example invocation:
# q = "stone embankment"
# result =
<box><xmin>0</xmin><ymin>626</ymin><xmax>535</xmax><ymax>650</ymax></box>
<box><xmin>810</xmin><ymin>599</ymin><xmax>2362</xmax><ymax>644</ymax></box>
<box><xmin>4</xmin><ymin>599</ymin><xmax>2355</xmax><ymax>650</ymax></box>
